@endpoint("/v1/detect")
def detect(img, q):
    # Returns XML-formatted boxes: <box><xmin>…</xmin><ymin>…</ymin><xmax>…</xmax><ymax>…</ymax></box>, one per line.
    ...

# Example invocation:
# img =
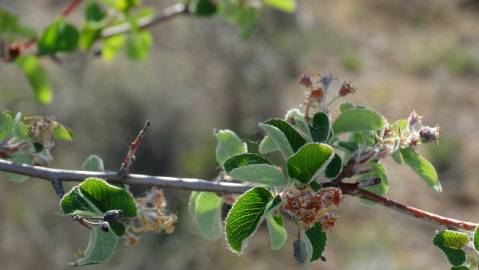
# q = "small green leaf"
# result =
<box><xmin>81</xmin><ymin>155</ymin><xmax>105</xmax><ymax>172</ymax></box>
<box><xmin>223</xmin><ymin>153</ymin><xmax>270</xmax><ymax>173</ymax></box>
<box><xmin>474</xmin><ymin>225</ymin><xmax>479</xmax><ymax>251</ymax></box>
<box><xmin>102</xmin><ymin>34</ymin><xmax>127</xmax><ymax>61</ymax></box>
<box><xmin>190</xmin><ymin>0</ymin><xmax>217</xmax><ymax>16</ymax></box>
<box><xmin>103</xmin><ymin>0</ymin><xmax>138</xmax><ymax>12</ymax></box>
<box><xmin>310</xmin><ymin>112</ymin><xmax>330</xmax><ymax>143</ymax></box>
<box><xmin>85</xmin><ymin>2</ymin><xmax>106</xmax><ymax>22</ymax></box>
<box><xmin>71</xmin><ymin>227</ymin><xmax>120</xmax><ymax>266</ymax></box>
<box><xmin>360</xmin><ymin>163</ymin><xmax>389</xmax><ymax>206</ymax></box>
<box><xmin>324</xmin><ymin>153</ymin><xmax>342</xmax><ymax>179</ymax></box>
<box><xmin>285</xmin><ymin>109</ymin><xmax>312</xmax><ymax>141</ymax></box>
<box><xmin>302</xmin><ymin>223</ymin><xmax>327</xmax><ymax>263</ymax></box>
<box><xmin>15</xmin><ymin>55</ymin><xmax>52</xmax><ymax>104</ymax></box>
<box><xmin>214</xmin><ymin>129</ymin><xmax>247</xmax><ymax>166</ymax></box>
<box><xmin>332</xmin><ymin>108</ymin><xmax>385</xmax><ymax>134</ymax></box>
<box><xmin>126</xmin><ymin>30</ymin><xmax>153</xmax><ymax>61</ymax></box>
<box><xmin>391</xmin><ymin>119</ymin><xmax>408</xmax><ymax>135</ymax></box>
<box><xmin>264</xmin><ymin>0</ymin><xmax>296</xmax><ymax>12</ymax></box>
<box><xmin>339</xmin><ymin>101</ymin><xmax>355</xmax><ymax>112</ymax></box>
<box><xmin>259</xmin><ymin>118</ymin><xmax>307</xmax><ymax>159</ymax></box>
<box><xmin>38</xmin><ymin>18</ymin><xmax>79</xmax><ymax>54</ymax></box>
<box><xmin>391</xmin><ymin>149</ymin><xmax>403</xmax><ymax>164</ymax></box>
<box><xmin>52</xmin><ymin>124</ymin><xmax>73</xmax><ymax>141</ymax></box>
<box><xmin>400</xmin><ymin>147</ymin><xmax>441</xmax><ymax>192</ymax></box>
<box><xmin>434</xmin><ymin>230</ymin><xmax>467</xmax><ymax>266</ymax></box>
<box><xmin>266</xmin><ymin>213</ymin><xmax>287</xmax><ymax>250</ymax></box>
<box><xmin>225</xmin><ymin>187</ymin><xmax>273</xmax><ymax>253</ymax></box>
<box><xmin>259</xmin><ymin>136</ymin><xmax>280</xmax><ymax>154</ymax></box>
<box><xmin>191</xmin><ymin>192</ymin><xmax>224</xmax><ymax>240</ymax></box>
<box><xmin>228</xmin><ymin>164</ymin><xmax>286</xmax><ymax>186</ymax></box>
<box><xmin>287</xmin><ymin>143</ymin><xmax>334</xmax><ymax>184</ymax></box>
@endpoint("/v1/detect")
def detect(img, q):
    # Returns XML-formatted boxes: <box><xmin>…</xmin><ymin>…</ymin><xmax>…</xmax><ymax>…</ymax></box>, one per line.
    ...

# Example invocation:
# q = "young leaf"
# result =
<box><xmin>302</xmin><ymin>223</ymin><xmax>327</xmax><ymax>263</ymax></box>
<box><xmin>332</xmin><ymin>108</ymin><xmax>385</xmax><ymax>134</ymax></box>
<box><xmin>433</xmin><ymin>230</ymin><xmax>467</xmax><ymax>266</ymax></box>
<box><xmin>266</xmin><ymin>213</ymin><xmax>287</xmax><ymax>250</ymax></box>
<box><xmin>474</xmin><ymin>225</ymin><xmax>479</xmax><ymax>251</ymax></box>
<box><xmin>264</xmin><ymin>0</ymin><xmax>296</xmax><ymax>12</ymax></box>
<box><xmin>126</xmin><ymin>30</ymin><xmax>153</xmax><ymax>61</ymax></box>
<box><xmin>400</xmin><ymin>147</ymin><xmax>441</xmax><ymax>192</ymax></box>
<box><xmin>225</xmin><ymin>187</ymin><xmax>273</xmax><ymax>253</ymax></box>
<box><xmin>38</xmin><ymin>18</ymin><xmax>79</xmax><ymax>54</ymax></box>
<box><xmin>81</xmin><ymin>155</ymin><xmax>105</xmax><ymax>172</ymax></box>
<box><xmin>191</xmin><ymin>192</ymin><xmax>224</xmax><ymax>240</ymax></box>
<box><xmin>52</xmin><ymin>124</ymin><xmax>73</xmax><ymax>141</ymax></box>
<box><xmin>360</xmin><ymin>163</ymin><xmax>389</xmax><ymax>206</ymax></box>
<box><xmin>259</xmin><ymin>136</ymin><xmax>280</xmax><ymax>154</ymax></box>
<box><xmin>190</xmin><ymin>0</ymin><xmax>217</xmax><ymax>16</ymax></box>
<box><xmin>324</xmin><ymin>153</ymin><xmax>342</xmax><ymax>179</ymax></box>
<box><xmin>287</xmin><ymin>143</ymin><xmax>334</xmax><ymax>184</ymax></box>
<box><xmin>15</xmin><ymin>55</ymin><xmax>52</xmax><ymax>104</ymax></box>
<box><xmin>310</xmin><ymin>112</ymin><xmax>330</xmax><ymax>143</ymax></box>
<box><xmin>259</xmin><ymin>118</ymin><xmax>306</xmax><ymax>159</ymax></box>
<box><xmin>102</xmin><ymin>34</ymin><xmax>127</xmax><ymax>61</ymax></box>
<box><xmin>214</xmin><ymin>129</ymin><xmax>247</xmax><ymax>166</ymax></box>
<box><xmin>71</xmin><ymin>226</ymin><xmax>120</xmax><ymax>266</ymax></box>
<box><xmin>285</xmin><ymin>109</ymin><xmax>312</xmax><ymax>141</ymax></box>
<box><xmin>339</xmin><ymin>101</ymin><xmax>355</xmax><ymax>112</ymax></box>
<box><xmin>229</xmin><ymin>164</ymin><xmax>286</xmax><ymax>186</ymax></box>
<box><xmin>223</xmin><ymin>153</ymin><xmax>271</xmax><ymax>173</ymax></box>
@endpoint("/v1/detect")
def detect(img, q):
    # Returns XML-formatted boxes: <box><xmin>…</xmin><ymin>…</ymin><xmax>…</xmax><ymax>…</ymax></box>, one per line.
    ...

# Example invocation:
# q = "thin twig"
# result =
<box><xmin>61</xmin><ymin>0</ymin><xmax>83</xmax><ymax>17</ymax></box>
<box><xmin>100</xmin><ymin>3</ymin><xmax>189</xmax><ymax>39</ymax></box>
<box><xmin>118</xmin><ymin>120</ymin><xmax>150</xmax><ymax>176</ymax></box>
<box><xmin>0</xmin><ymin>158</ymin><xmax>476</xmax><ymax>231</ymax></box>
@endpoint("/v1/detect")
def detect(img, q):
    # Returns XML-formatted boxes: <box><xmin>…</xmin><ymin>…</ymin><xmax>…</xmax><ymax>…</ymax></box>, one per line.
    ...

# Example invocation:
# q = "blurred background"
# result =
<box><xmin>1</xmin><ymin>0</ymin><xmax>479</xmax><ymax>269</ymax></box>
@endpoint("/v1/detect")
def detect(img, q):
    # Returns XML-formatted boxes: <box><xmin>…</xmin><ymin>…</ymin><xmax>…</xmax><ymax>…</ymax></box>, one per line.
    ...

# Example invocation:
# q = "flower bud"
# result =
<box><xmin>419</xmin><ymin>125</ymin><xmax>440</xmax><ymax>144</ymax></box>
<box><xmin>298</xmin><ymin>74</ymin><xmax>313</xmax><ymax>88</ymax></box>
<box><xmin>338</xmin><ymin>81</ymin><xmax>356</xmax><ymax>97</ymax></box>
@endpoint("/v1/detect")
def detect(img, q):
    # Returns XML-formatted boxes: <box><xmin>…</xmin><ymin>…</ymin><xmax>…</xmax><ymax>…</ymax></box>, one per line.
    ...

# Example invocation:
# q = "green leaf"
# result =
<box><xmin>391</xmin><ymin>119</ymin><xmax>408</xmax><ymax>135</ymax></box>
<box><xmin>0</xmin><ymin>112</ymin><xmax>14</xmax><ymax>140</ymax></box>
<box><xmin>391</xmin><ymin>149</ymin><xmax>403</xmax><ymax>164</ymax></box>
<box><xmin>259</xmin><ymin>136</ymin><xmax>280</xmax><ymax>154</ymax></box>
<box><xmin>259</xmin><ymin>123</ymin><xmax>293</xmax><ymax>158</ymax></box>
<box><xmin>400</xmin><ymin>147</ymin><xmax>441</xmax><ymax>192</ymax></box>
<box><xmin>434</xmin><ymin>230</ymin><xmax>467</xmax><ymax>266</ymax></box>
<box><xmin>264</xmin><ymin>0</ymin><xmax>296</xmax><ymax>12</ymax></box>
<box><xmin>15</xmin><ymin>55</ymin><xmax>52</xmax><ymax>104</ymax></box>
<box><xmin>228</xmin><ymin>164</ymin><xmax>286</xmax><ymax>186</ymax></box>
<box><xmin>191</xmin><ymin>192</ymin><xmax>224</xmax><ymax>240</ymax></box>
<box><xmin>310</xmin><ymin>112</ymin><xmax>330</xmax><ymax>143</ymax></box>
<box><xmin>190</xmin><ymin>0</ymin><xmax>217</xmax><ymax>16</ymax></box>
<box><xmin>81</xmin><ymin>155</ymin><xmax>105</xmax><ymax>172</ymax></box>
<box><xmin>266</xmin><ymin>213</ymin><xmax>287</xmax><ymax>250</ymax></box>
<box><xmin>38</xmin><ymin>18</ymin><xmax>79</xmax><ymax>54</ymax></box>
<box><xmin>6</xmin><ymin>152</ymin><xmax>32</xmax><ymax>182</ymax></box>
<box><xmin>259</xmin><ymin>118</ymin><xmax>307</xmax><ymax>159</ymax></box>
<box><xmin>324</xmin><ymin>153</ymin><xmax>342</xmax><ymax>179</ymax></box>
<box><xmin>126</xmin><ymin>30</ymin><xmax>153</xmax><ymax>61</ymax></box>
<box><xmin>214</xmin><ymin>129</ymin><xmax>247</xmax><ymax>166</ymax></box>
<box><xmin>332</xmin><ymin>108</ymin><xmax>385</xmax><ymax>134</ymax></box>
<box><xmin>474</xmin><ymin>225</ymin><xmax>479</xmax><ymax>251</ymax></box>
<box><xmin>225</xmin><ymin>187</ymin><xmax>273</xmax><ymax>253</ymax></box>
<box><xmin>86</xmin><ymin>2</ymin><xmax>106</xmax><ymax>22</ymax></box>
<box><xmin>360</xmin><ymin>163</ymin><xmax>389</xmax><ymax>206</ymax></box>
<box><xmin>451</xmin><ymin>266</ymin><xmax>470</xmax><ymax>270</ymax></box>
<box><xmin>223</xmin><ymin>153</ymin><xmax>270</xmax><ymax>173</ymax></box>
<box><xmin>102</xmin><ymin>34</ymin><xmax>127</xmax><ymax>61</ymax></box>
<box><xmin>339</xmin><ymin>101</ymin><xmax>355</xmax><ymax>112</ymax></box>
<box><xmin>52</xmin><ymin>124</ymin><xmax>73</xmax><ymax>141</ymax></box>
<box><xmin>61</xmin><ymin>178</ymin><xmax>137</xmax><ymax>236</ymax></box>
<box><xmin>302</xmin><ymin>223</ymin><xmax>327</xmax><ymax>263</ymax></box>
<box><xmin>285</xmin><ymin>109</ymin><xmax>312</xmax><ymax>141</ymax></box>
<box><xmin>287</xmin><ymin>143</ymin><xmax>334</xmax><ymax>184</ymax></box>
<box><xmin>103</xmin><ymin>0</ymin><xmax>138</xmax><ymax>12</ymax></box>
<box><xmin>71</xmin><ymin>226</ymin><xmax>120</xmax><ymax>266</ymax></box>
<box><xmin>334</xmin><ymin>141</ymin><xmax>358</xmax><ymax>153</ymax></box>
<box><xmin>0</xmin><ymin>8</ymin><xmax>36</xmax><ymax>41</ymax></box>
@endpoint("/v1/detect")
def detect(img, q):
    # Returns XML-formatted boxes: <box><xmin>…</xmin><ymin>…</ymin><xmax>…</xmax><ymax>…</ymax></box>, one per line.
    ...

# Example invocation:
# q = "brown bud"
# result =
<box><xmin>419</xmin><ymin>125</ymin><xmax>440</xmax><ymax>144</ymax></box>
<box><xmin>338</xmin><ymin>81</ymin><xmax>356</xmax><ymax>97</ymax></box>
<box><xmin>298</xmin><ymin>74</ymin><xmax>313</xmax><ymax>88</ymax></box>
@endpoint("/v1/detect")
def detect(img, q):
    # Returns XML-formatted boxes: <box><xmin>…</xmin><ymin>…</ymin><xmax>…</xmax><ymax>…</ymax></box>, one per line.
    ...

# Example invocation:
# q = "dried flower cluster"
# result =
<box><xmin>124</xmin><ymin>187</ymin><xmax>177</xmax><ymax>246</ymax></box>
<box><xmin>281</xmin><ymin>187</ymin><xmax>342</xmax><ymax>230</ymax></box>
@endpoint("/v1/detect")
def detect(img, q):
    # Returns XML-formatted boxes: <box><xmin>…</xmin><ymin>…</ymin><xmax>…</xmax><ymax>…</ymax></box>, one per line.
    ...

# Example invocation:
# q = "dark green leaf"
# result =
<box><xmin>86</xmin><ymin>2</ymin><xmax>106</xmax><ymax>22</ymax></box>
<box><xmin>38</xmin><ymin>18</ymin><xmax>79</xmax><ymax>54</ymax></box>
<box><xmin>191</xmin><ymin>0</ymin><xmax>217</xmax><ymax>16</ymax></box>
<box><xmin>287</xmin><ymin>143</ymin><xmax>334</xmax><ymax>184</ymax></box>
<box><xmin>303</xmin><ymin>223</ymin><xmax>327</xmax><ymax>262</ymax></box>
<box><xmin>15</xmin><ymin>55</ymin><xmax>52</xmax><ymax>104</ymax></box>
<box><xmin>223</xmin><ymin>153</ymin><xmax>270</xmax><ymax>173</ymax></box>
<box><xmin>400</xmin><ymin>147</ymin><xmax>441</xmax><ymax>192</ymax></box>
<box><xmin>225</xmin><ymin>187</ymin><xmax>273</xmax><ymax>253</ymax></box>
<box><xmin>332</xmin><ymin>108</ymin><xmax>385</xmax><ymax>134</ymax></box>
<box><xmin>433</xmin><ymin>230</ymin><xmax>467</xmax><ymax>266</ymax></box>
<box><xmin>325</xmin><ymin>153</ymin><xmax>342</xmax><ymax>179</ymax></box>
<box><xmin>451</xmin><ymin>266</ymin><xmax>470</xmax><ymax>270</ymax></box>
<box><xmin>310</xmin><ymin>112</ymin><xmax>330</xmax><ymax>143</ymax></box>
<box><xmin>264</xmin><ymin>119</ymin><xmax>306</xmax><ymax>152</ymax></box>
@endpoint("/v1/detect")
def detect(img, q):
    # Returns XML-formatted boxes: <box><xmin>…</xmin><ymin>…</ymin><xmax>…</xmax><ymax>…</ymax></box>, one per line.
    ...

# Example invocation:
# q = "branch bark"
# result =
<box><xmin>0</xmin><ymin>158</ymin><xmax>476</xmax><ymax>232</ymax></box>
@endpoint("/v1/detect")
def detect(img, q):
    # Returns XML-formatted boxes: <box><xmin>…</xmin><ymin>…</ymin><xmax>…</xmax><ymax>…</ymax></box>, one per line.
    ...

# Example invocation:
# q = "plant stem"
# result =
<box><xmin>0</xmin><ymin>158</ymin><xmax>476</xmax><ymax>231</ymax></box>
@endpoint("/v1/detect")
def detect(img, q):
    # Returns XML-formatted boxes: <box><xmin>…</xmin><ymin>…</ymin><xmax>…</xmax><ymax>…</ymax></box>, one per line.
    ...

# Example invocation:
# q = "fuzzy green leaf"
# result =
<box><xmin>259</xmin><ymin>118</ymin><xmax>307</xmax><ymax>159</ymax></box>
<box><xmin>287</xmin><ymin>143</ymin><xmax>334</xmax><ymax>184</ymax></box>
<box><xmin>71</xmin><ymin>227</ymin><xmax>120</xmax><ymax>266</ymax></box>
<box><xmin>400</xmin><ymin>147</ymin><xmax>441</xmax><ymax>192</ymax></box>
<box><xmin>332</xmin><ymin>108</ymin><xmax>385</xmax><ymax>134</ymax></box>
<box><xmin>52</xmin><ymin>124</ymin><xmax>73</xmax><ymax>141</ymax></box>
<box><xmin>6</xmin><ymin>152</ymin><xmax>31</xmax><ymax>182</ymax></box>
<box><xmin>266</xmin><ymin>213</ymin><xmax>287</xmax><ymax>250</ymax></box>
<box><xmin>81</xmin><ymin>155</ymin><xmax>105</xmax><ymax>172</ymax></box>
<box><xmin>259</xmin><ymin>136</ymin><xmax>280</xmax><ymax>154</ymax></box>
<box><xmin>191</xmin><ymin>192</ymin><xmax>224</xmax><ymax>240</ymax></box>
<box><xmin>214</xmin><ymin>129</ymin><xmax>247</xmax><ymax>166</ymax></box>
<box><xmin>302</xmin><ymin>223</ymin><xmax>327</xmax><ymax>263</ymax></box>
<box><xmin>223</xmin><ymin>153</ymin><xmax>270</xmax><ymax>173</ymax></box>
<box><xmin>285</xmin><ymin>109</ymin><xmax>312</xmax><ymax>141</ymax></box>
<box><xmin>310</xmin><ymin>112</ymin><xmax>330</xmax><ymax>143</ymax></box>
<box><xmin>225</xmin><ymin>187</ymin><xmax>273</xmax><ymax>253</ymax></box>
<box><xmin>360</xmin><ymin>163</ymin><xmax>389</xmax><ymax>206</ymax></box>
<box><xmin>16</xmin><ymin>55</ymin><xmax>52</xmax><ymax>104</ymax></box>
<box><xmin>229</xmin><ymin>164</ymin><xmax>286</xmax><ymax>186</ymax></box>
<box><xmin>324</xmin><ymin>153</ymin><xmax>342</xmax><ymax>179</ymax></box>
<box><xmin>434</xmin><ymin>230</ymin><xmax>467</xmax><ymax>266</ymax></box>
<box><xmin>264</xmin><ymin>0</ymin><xmax>296</xmax><ymax>12</ymax></box>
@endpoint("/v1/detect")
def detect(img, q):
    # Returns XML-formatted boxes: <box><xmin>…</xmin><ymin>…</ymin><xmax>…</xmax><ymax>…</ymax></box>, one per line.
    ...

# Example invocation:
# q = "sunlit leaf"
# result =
<box><xmin>401</xmin><ymin>147</ymin><xmax>441</xmax><ymax>192</ymax></box>
<box><xmin>214</xmin><ymin>129</ymin><xmax>247</xmax><ymax>166</ymax></box>
<box><xmin>332</xmin><ymin>108</ymin><xmax>385</xmax><ymax>134</ymax></box>
<box><xmin>15</xmin><ymin>55</ymin><xmax>52</xmax><ymax>104</ymax></box>
<box><xmin>287</xmin><ymin>143</ymin><xmax>334</xmax><ymax>184</ymax></box>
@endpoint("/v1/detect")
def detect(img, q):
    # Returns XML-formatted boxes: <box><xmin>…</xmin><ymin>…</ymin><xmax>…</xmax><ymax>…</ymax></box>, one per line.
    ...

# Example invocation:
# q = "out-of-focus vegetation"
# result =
<box><xmin>1</xmin><ymin>0</ymin><xmax>479</xmax><ymax>269</ymax></box>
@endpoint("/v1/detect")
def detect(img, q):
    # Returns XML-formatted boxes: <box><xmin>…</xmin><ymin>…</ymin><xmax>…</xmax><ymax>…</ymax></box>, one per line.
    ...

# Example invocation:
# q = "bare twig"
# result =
<box><xmin>118</xmin><ymin>120</ymin><xmax>150</xmax><ymax>176</ymax></box>
<box><xmin>100</xmin><ymin>3</ymin><xmax>189</xmax><ymax>39</ymax></box>
<box><xmin>61</xmin><ymin>0</ymin><xmax>83</xmax><ymax>17</ymax></box>
<box><xmin>0</xmin><ymin>158</ymin><xmax>476</xmax><ymax>231</ymax></box>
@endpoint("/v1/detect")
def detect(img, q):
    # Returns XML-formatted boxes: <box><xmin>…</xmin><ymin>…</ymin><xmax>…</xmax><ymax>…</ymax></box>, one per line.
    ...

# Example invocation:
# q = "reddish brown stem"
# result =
<box><xmin>119</xmin><ymin>121</ymin><xmax>151</xmax><ymax>176</ymax></box>
<box><xmin>61</xmin><ymin>0</ymin><xmax>82</xmax><ymax>17</ymax></box>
